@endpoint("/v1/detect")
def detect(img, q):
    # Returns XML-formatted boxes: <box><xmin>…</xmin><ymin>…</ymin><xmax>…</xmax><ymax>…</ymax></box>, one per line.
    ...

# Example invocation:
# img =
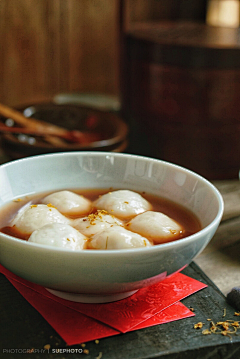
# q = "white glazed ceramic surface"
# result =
<box><xmin>0</xmin><ymin>152</ymin><xmax>224</xmax><ymax>303</ymax></box>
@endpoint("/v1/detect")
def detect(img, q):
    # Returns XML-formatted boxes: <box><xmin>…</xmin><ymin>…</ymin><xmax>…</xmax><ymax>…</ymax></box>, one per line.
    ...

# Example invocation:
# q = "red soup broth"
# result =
<box><xmin>0</xmin><ymin>188</ymin><xmax>202</xmax><ymax>244</ymax></box>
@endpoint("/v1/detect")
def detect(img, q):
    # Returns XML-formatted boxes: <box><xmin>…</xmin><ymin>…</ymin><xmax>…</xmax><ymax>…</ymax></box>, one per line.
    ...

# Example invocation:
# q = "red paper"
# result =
<box><xmin>7</xmin><ymin>276</ymin><xmax>194</xmax><ymax>345</ymax></box>
<box><xmin>66</xmin><ymin>273</ymin><xmax>205</xmax><ymax>333</ymax></box>
<box><xmin>0</xmin><ymin>264</ymin><xmax>206</xmax><ymax>332</ymax></box>
<box><xmin>0</xmin><ymin>264</ymin><xmax>205</xmax><ymax>345</ymax></box>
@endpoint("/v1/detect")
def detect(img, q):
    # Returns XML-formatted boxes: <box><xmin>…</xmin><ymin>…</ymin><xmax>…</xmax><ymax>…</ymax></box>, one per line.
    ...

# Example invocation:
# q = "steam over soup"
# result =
<box><xmin>0</xmin><ymin>189</ymin><xmax>201</xmax><ymax>250</ymax></box>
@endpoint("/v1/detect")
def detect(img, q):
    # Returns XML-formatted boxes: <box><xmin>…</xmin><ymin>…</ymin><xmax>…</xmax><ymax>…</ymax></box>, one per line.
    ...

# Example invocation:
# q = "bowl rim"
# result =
<box><xmin>0</xmin><ymin>151</ymin><xmax>224</xmax><ymax>256</ymax></box>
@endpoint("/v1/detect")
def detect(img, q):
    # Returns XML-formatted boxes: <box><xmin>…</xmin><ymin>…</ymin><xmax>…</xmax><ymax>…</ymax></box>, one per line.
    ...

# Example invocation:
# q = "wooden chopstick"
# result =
<box><xmin>0</xmin><ymin>107</ymin><xmax>102</xmax><ymax>146</ymax></box>
<box><xmin>0</xmin><ymin>103</ymin><xmax>69</xmax><ymax>146</ymax></box>
<box><xmin>0</xmin><ymin>124</ymin><xmax>82</xmax><ymax>142</ymax></box>
<box><xmin>0</xmin><ymin>123</ymin><xmax>101</xmax><ymax>146</ymax></box>
<box><xmin>0</xmin><ymin>103</ymin><xmax>68</xmax><ymax>134</ymax></box>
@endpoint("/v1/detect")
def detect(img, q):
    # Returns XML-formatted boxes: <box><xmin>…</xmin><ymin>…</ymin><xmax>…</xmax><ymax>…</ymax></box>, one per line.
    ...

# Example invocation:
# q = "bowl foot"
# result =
<box><xmin>46</xmin><ymin>288</ymin><xmax>138</xmax><ymax>303</ymax></box>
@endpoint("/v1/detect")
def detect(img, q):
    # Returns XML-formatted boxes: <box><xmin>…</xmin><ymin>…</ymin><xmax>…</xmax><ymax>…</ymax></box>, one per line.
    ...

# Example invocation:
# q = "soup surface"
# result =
<box><xmin>0</xmin><ymin>188</ymin><xmax>201</xmax><ymax>249</ymax></box>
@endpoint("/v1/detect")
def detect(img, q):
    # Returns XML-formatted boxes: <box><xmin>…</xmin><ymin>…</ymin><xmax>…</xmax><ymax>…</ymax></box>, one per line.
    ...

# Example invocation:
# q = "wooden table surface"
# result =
<box><xmin>195</xmin><ymin>180</ymin><xmax>240</xmax><ymax>296</ymax></box>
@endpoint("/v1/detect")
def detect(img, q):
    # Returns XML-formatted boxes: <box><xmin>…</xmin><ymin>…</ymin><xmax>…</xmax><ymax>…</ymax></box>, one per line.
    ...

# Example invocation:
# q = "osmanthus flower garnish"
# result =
<box><xmin>193</xmin><ymin>310</ymin><xmax>240</xmax><ymax>338</ymax></box>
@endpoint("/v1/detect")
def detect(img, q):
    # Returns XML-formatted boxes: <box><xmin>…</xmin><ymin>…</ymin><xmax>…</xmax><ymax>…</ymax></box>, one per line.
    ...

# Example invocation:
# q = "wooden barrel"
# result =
<box><xmin>120</xmin><ymin>22</ymin><xmax>240</xmax><ymax>180</ymax></box>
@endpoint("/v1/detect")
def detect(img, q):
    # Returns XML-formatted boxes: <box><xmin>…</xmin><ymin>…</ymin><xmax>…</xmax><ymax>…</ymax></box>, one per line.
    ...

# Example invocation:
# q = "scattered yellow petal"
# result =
<box><xmin>47</xmin><ymin>203</ymin><xmax>56</xmax><ymax>208</ymax></box>
<box><xmin>202</xmin><ymin>329</ymin><xmax>211</xmax><ymax>335</ymax></box>
<box><xmin>194</xmin><ymin>322</ymin><xmax>204</xmax><ymax>329</ymax></box>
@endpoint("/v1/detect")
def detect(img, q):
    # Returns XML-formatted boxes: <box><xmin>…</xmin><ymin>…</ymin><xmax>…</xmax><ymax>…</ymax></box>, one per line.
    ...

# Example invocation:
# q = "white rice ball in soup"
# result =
<box><xmin>94</xmin><ymin>190</ymin><xmax>152</xmax><ymax>219</ymax></box>
<box><xmin>41</xmin><ymin>190</ymin><xmax>92</xmax><ymax>216</ymax></box>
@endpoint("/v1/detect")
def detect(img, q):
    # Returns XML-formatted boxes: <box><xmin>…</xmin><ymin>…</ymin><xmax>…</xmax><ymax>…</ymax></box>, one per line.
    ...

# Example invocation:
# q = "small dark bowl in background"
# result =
<box><xmin>0</xmin><ymin>103</ymin><xmax>129</xmax><ymax>160</ymax></box>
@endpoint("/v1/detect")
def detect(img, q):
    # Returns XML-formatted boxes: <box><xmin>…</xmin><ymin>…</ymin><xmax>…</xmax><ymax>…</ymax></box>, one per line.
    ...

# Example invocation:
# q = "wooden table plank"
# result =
<box><xmin>195</xmin><ymin>180</ymin><xmax>240</xmax><ymax>296</ymax></box>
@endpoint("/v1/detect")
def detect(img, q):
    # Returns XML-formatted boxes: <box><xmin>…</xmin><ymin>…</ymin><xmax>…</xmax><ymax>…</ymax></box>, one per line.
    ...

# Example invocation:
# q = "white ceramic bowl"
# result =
<box><xmin>0</xmin><ymin>152</ymin><xmax>224</xmax><ymax>303</ymax></box>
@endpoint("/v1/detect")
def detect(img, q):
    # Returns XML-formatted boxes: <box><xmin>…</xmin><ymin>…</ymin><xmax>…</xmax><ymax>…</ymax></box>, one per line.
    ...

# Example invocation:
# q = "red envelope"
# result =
<box><xmin>0</xmin><ymin>264</ymin><xmax>206</xmax><ymax>333</ymax></box>
<box><xmin>63</xmin><ymin>273</ymin><xmax>205</xmax><ymax>333</ymax></box>
<box><xmin>6</xmin><ymin>276</ymin><xmax>195</xmax><ymax>345</ymax></box>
